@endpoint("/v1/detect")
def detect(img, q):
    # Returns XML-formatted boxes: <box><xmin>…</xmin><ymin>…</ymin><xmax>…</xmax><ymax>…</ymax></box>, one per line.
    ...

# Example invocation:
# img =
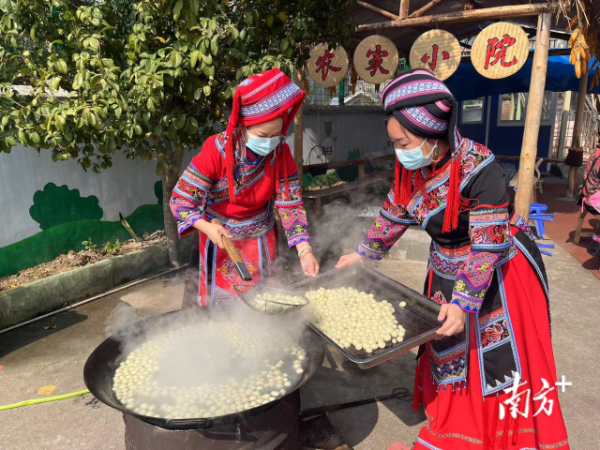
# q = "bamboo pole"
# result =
<box><xmin>399</xmin><ymin>0</ymin><xmax>410</xmax><ymax>18</ymax></box>
<box><xmin>357</xmin><ymin>1</ymin><xmax>400</xmax><ymax>21</ymax></box>
<box><xmin>567</xmin><ymin>72</ymin><xmax>589</xmax><ymax>198</ymax></box>
<box><xmin>294</xmin><ymin>70</ymin><xmax>305</xmax><ymax>189</ymax></box>
<box><xmin>409</xmin><ymin>0</ymin><xmax>446</xmax><ymax>18</ymax></box>
<box><xmin>357</xmin><ymin>3</ymin><xmax>558</xmax><ymax>32</ymax></box>
<box><xmin>515</xmin><ymin>13</ymin><xmax>551</xmax><ymax>221</ymax></box>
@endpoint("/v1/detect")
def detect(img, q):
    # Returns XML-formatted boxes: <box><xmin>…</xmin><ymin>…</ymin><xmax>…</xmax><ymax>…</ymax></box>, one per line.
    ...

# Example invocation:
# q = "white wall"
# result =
<box><xmin>0</xmin><ymin>146</ymin><xmax>195</xmax><ymax>248</ymax></box>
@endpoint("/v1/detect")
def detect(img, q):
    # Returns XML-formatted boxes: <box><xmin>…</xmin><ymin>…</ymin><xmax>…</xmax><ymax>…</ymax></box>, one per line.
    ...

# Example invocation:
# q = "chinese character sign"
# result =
<box><xmin>471</xmin><ymin>22</ymin><xmax>529</xmax><ymax>79</ymax></box>
<box><xmin>306</xmin><ymin>44</ymin><xmax>349</xmax><ymax>88</ymax></box>
<box><xmin>354</xmin><ymin>36</ymin><xmax>398</xmax><ymax>85</ymax></box>
<box><xmin>409</xmin><ymin>30</ymin><xmax>461</xmax><ymax>81</ymax></box>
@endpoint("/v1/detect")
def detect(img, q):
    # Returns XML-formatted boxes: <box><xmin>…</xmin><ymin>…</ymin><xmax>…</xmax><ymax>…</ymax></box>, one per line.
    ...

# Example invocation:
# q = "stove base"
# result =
<box><xmin>123</xmin><ymin>391</ymin><xmax>300</xmax><ymax>450</ymax></box>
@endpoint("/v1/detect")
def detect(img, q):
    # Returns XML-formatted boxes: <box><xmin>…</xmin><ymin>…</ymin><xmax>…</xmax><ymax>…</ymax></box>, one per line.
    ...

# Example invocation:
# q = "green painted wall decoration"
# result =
<box><xmin>29</xmin><ymin>183</ymin><xmax>104</xmax><ymax>230</ymax></box>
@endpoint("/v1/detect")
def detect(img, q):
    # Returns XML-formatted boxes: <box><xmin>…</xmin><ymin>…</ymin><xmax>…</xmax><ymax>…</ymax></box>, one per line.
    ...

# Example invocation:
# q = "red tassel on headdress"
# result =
<box><xmin>224</xmin><ymin>89</ymin><xmax>242</xmax><ymax>204</ymax></box>
<box><xmin>443</xmin><ymin>159</ymin><xmax>460</xmax><ymax>233</ymax></box>
<box><xmin>394</xmin><ymin>159</ymin><xmax>401</xmax><ymax>203</ymax></box>
<box><xmin>400</xmin><ymin>165</ymin><xmax>413</xmax><ymax>205</ymax></box>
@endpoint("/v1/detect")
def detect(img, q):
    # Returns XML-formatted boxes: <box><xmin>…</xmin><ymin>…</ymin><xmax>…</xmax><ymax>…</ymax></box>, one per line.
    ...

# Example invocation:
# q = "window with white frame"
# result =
<box><xmin>499</xmin><ymin>93</ymin><xmax>526</xmax><ymax>124</ymax></box>
<box><xmin>498</xmin><ymin>92</ymin><xmax>553</xmax><ymax>126</ymax></box>
<box><xmin>461</xmin><ymin>98</ymin><xmax>485</xmax><ymax>124</ymax></box>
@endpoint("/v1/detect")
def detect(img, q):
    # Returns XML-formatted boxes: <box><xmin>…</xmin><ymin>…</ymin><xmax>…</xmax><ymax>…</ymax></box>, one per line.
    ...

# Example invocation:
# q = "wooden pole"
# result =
<box><xmin>409</xmin><ymin>0</ymin><xmax>446</xmax><ymax>18</ymax></box>
<box><xmin>357</xmin><ymin>3</ymin><xmax>558</xmax><ymax>32</ymax></box>
<box><xmin>357</xmin><ymin>1</ymin><xmax>400</xmax><ymax>21</ymax></box>
<box><xmin>294</xmin><ymin>70</ymin><xmax>305</xmax><ymax>189</ymax></box>
<box><xmin>567</xmin><ymin>71</ymin><xmax>589</xmax><ymax>197</ymax></box>
<box><xmin>556</xmin><ymin>91</ymin><xmax>572</xmax><ymax>160</ymax></box>
<box><xmin>515</xmin><ymin>13</ymin><xmax>551</xmax><ymax>221</ymax></box>
<box><xmin>399</xmin><ymin>0</ymin><xmax>410</xmax><ymax>18</ymax></box>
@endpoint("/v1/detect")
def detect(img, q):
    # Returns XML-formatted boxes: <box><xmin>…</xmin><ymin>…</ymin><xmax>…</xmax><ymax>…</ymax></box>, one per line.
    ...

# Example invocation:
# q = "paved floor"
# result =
<box><xmin>0</xmin><ymin>246</ymin><xmax>599</xmax><ymax>449</ymax></box>
<box><xmin>537</xmin><ymin>182</ymin><xmax>600</xmax><ymax>280</ymax></box>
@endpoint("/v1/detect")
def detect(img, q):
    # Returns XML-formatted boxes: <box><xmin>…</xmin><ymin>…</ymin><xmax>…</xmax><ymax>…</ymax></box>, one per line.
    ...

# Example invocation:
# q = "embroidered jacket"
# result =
<box><xmin>358</xmin><ymin>138</ymin><xmax>548</xmax><ymax>396</ymax></box>
<box><xmin>170</xmin><ymin>133</ymin><xmax>309</xmax><ymax>246</ymax></box>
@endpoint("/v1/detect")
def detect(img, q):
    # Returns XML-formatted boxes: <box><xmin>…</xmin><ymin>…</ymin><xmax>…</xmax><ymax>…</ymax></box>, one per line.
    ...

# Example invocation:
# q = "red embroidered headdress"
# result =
<box><xmin>381</xmin><ymin>70</ymin><xmax>463</xmax><ymax>233</ymax></box>
<box><xmin>224</xmin><ymin>68</ymin><xmax>306</xmax><ymax>202</ymax></box>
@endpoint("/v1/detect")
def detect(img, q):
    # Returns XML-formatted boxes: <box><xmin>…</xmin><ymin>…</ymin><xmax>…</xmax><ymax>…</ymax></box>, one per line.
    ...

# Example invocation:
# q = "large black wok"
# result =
<box><xmin>84</xmin><ymin>308</ymin><xmax>324</xmax><ymax>430</ymax></box>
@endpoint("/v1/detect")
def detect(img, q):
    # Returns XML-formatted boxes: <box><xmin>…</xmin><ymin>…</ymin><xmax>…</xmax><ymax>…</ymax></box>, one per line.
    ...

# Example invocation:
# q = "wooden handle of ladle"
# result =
<box><xmin>211</xmin><ymin>218</ymin><xmax>243</xmax><ymax>263</ymax></box>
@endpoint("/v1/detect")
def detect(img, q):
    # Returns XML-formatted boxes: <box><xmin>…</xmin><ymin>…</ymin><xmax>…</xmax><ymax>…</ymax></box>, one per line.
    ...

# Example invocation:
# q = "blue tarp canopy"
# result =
<box><xmin>445</xmin><ymin>54</ymin><xmax>600</xmax><ymax>102</ymax></box>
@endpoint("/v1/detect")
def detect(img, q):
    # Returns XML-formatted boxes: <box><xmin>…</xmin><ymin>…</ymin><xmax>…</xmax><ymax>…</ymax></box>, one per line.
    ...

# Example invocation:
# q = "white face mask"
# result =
<box><xmin>245</xmin><ymin>131</ymin><xmax>281</xmax><ymax>156</ymax></box>
<box><xmin>395</xmin><ymin>138</ymin><xmax>437</xmax><ymax>170</ymax></box>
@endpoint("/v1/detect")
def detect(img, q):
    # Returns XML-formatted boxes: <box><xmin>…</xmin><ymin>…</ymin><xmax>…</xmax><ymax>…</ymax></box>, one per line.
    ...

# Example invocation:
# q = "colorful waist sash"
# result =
<box><xmin>205</xmin><ymin>206</ymin><xmax>274</xmax><ymax>241</ymax></box>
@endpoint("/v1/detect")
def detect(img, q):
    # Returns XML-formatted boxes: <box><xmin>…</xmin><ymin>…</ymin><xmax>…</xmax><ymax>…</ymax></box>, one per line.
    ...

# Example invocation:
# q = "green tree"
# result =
<box><xmin>0</xmin><ymin>0</ymin><xmax>356</xmax><ymax>265</ymax></box>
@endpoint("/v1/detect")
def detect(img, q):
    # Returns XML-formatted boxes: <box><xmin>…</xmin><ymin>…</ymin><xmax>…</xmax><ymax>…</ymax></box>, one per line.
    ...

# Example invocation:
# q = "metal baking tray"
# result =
<box><xmin>287</xmin><ymin>265</ymin><xmax>441</xmax><ymax>369</ymax></box>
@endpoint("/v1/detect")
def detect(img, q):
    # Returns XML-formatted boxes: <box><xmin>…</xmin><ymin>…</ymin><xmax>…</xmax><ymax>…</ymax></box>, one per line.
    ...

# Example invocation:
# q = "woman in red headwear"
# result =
<box><xmin>337</xmin><ymin>71</ymin><xmax>569</xmax><ymax>450</ymax></box>
<box><xmin>170</xmin><ymin>68</ymin><xmax>319</xmax><ymax>307</ymax></box>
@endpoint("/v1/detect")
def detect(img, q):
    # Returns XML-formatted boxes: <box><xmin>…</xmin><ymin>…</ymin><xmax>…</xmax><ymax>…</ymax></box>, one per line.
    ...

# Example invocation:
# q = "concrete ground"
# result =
<box><xmin>0</xmin><ymin>245</ymin><xmax>599</xmax><ymax>449</ymax></box>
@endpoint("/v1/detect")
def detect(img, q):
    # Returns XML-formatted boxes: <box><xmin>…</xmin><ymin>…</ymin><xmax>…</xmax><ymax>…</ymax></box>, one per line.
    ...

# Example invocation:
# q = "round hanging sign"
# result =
<box><xmin>353</xmin><ymin>35</ymin><xmax>399</xmax><ymax>85</ymax></box>
<box><xmin>470</xmin><ymin>22</ymin><xmax>529</xmax><ymax>79</ymax></box>
<box><xmin>306</xmin><ymin>44</ymin><xmax>349</xmax><ymax>88</ymax></box>
<box><xmin>409</xmin><ymin>29</ymin><xmax>461</xmax><ymax>81</ymax></box>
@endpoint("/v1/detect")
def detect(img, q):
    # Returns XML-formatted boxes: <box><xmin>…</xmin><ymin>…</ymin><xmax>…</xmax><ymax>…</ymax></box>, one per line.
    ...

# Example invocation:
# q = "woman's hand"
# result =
<box><xmin>335</xmin><ymin>252</ymin><xmax>362</xmax><ymax>269</ymax></box>
<box><xmin>436</xmin><ymin>303</ymin><xmax>466</xmax><ymax>337</ymax></box>
<box><xmin>194</xmin><ymin>220</ymin><xmax>232</xmax><ymax>249</ymax></box>
<box><xmin>300</xmin><ymin>252</ymin><xmax>320</xmax><ymax>277</ymax></box>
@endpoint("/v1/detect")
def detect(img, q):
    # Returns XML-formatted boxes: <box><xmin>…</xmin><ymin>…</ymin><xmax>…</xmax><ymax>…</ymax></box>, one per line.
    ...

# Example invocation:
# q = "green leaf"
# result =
<box><xmin>147</xmin><ymin>97</ymin><xmax>155</xmax><ymax>112</ymax></box>
<box><xmin>203</xmin><ymin>85</ymin><xmax>211</xmax><ymax>97</ymax></box>
<box><xmin>47</xmin><ymin>77</ymin><xmax>61</xmax><ymax>92</ymax></box>
<box><xmin>73</xmin><ymin>73</ymin><xmax>84</xmax><ymax>90</ymax></box>
<box><xmin>209</xmin><ymin>18</ymin><xmax>217</xmax><ymax>33</ymax></box>
<box><xmin>190</xmin><ymin>0</ymin><xmax>199</xmax><ymax>15</ymax></box>
<box><xmin>230</xmin><ymin>26</ymin><xmax>239</xmax><ymax>40</ymax></box>
<box><xmin>236</xmin><ymin>68</ymin><xmax>243</xmax><ymax>80</ymax></box>
<box><xmin>135</xmin><ymin>124</ymin><xmax>143</xmax><ymax>135</ymax></box>
<box><xmin>30</xmin><ymin>132</ymin><xmax>41</xmax><ymax>145</ymax></box>
<box><xmin>190</xmin><ymin>50</ymin><xmax>200</xmax><ymax>69</ymax></box>
<box><xmin>169</xmin><ymin>51</ymin><xmax>183</xmax><ymax>68</ymax></box>
<box><xmin>115</xmin><ymin>106</ymin><xmax>122</xmax><ymax>119</ymax></box>
<box><xmin>210</xmin><ymin>35</ymin><xmax>219</xmax><ymax>56</ymax></box>
<box><xmin>7</xmin><ymin>136</ymin><xmax>17</xmax><ymax>146</ymax></box>
<box><xmin>281</xmin><ymin>39</ymin><xmax>289</xmax><ymax>52</ymax></box>
<box><xmin>56</xmin><ymin>60</ymin><xmax>68</xmax><ymax>74</ymax></box>
<box><xmin>30</xmin><ymin>28</ymin><xmax>36</xmax><ymax>42</ymax></box>
<box><xmin>173</xmin><ymin>0</ymin><xmax>183</xmax><ymax>20</ymax></box>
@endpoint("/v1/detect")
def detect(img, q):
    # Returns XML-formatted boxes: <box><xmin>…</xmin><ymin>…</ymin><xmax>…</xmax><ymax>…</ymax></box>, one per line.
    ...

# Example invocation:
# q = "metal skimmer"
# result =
<box><xmin>232</xmin><ymin>285</ymin><xmax>310</xmax><ymax>316</ymax></box>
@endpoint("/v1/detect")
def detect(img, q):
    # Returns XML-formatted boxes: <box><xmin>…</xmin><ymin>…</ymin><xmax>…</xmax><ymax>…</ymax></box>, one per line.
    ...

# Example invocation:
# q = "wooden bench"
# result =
<box><xmin>303</xmin><ymin>176</ymin><xmax>390</xmax><ymax>218</ymax></box>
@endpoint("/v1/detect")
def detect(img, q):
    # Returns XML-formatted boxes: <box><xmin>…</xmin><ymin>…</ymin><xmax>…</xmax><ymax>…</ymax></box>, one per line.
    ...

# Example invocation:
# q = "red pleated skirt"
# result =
<box><xmin>413</xmin><ymin>250</ymin><xmax>570</xmax><ymax>450</ymax></box>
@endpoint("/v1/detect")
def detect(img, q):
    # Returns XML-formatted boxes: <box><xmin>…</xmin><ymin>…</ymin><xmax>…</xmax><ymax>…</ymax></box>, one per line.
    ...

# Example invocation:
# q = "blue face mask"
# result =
<box><xmin>395</xmin><ymin>139</ymin><xmax>436</xmax><ymax>170</ymax></box>
<box><xmin>246</xmin><ymin>132</ymin><xmax>281</xmax><ymax>156</ymax></box>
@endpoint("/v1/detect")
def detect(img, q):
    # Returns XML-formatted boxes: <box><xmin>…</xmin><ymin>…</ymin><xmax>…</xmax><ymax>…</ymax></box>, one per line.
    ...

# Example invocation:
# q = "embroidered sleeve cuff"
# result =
<box><xmin>176</xmin><ymin>211</ymin><xmax>204</xmax><ymax>236</ymax></box>
<box><xmin>450</xmin><ymin>295</ymin><xmax>484</xmax><ymax>313</ymax></box>
<box><xmin>288</xmin><ymin>233</ymin><xmax>310</xmax><ymax>248</ymax></box>
<box><xmin>357</xmin><ymin>241</ymin><xmax>387</xmax><ymax>261</ymax></box>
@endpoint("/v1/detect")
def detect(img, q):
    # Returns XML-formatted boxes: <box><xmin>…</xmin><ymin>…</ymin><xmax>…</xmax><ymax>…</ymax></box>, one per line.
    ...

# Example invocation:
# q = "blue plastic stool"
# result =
<box><xmin>536</xmin><ymin>243</ymin><xmax>555</xmax><ymax>257</ymax></box>
<box><xmin>528</xmin><ymin>203</ymin><xmax>555</xmax><ymax>255</ymax></box>
<box><xmin>528</xmin><ymin>203</ymin><xmax>555</xmax><ymax>239</ymax></box>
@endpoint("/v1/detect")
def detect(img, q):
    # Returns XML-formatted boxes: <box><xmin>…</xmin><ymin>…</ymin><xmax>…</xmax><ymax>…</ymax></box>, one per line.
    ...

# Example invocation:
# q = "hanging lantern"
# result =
<box><xmin>353</xmin><ymin>35</ymin><xmax>399</xmax><ymax>85</ymax></box>
<box><xmin>409</xmin><ymin>29</ymin><xmax>461</xmax><ymax>81</ymax></box>
<box><xmin>470</xmin><ymin>22</ymin><xmax>529</xmax><ymax>79</ymax></box>
<box><xmin>306</xmin><ymin>43</ymin><xmax>349</xmax><ymax>88</ymax></box>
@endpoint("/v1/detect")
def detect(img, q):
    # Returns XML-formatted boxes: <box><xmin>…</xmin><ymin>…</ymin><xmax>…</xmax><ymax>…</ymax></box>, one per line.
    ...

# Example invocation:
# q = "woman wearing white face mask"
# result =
<box><xmin>170</xmin><ymin>68</ymin><xmax>319</xmax><ymax>307</ymax></box>
<box><xmin>336</xmin><ymin>71</ymin><xmax>569</xmax><ymax>450</ymax></box>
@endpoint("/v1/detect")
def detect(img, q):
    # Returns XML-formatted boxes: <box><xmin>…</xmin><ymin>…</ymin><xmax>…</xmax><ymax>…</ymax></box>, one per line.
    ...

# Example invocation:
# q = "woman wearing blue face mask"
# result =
<box><xmin>336</xmin><ymin>71</ymin><xmax>569</xmax><ymax>450</ymax></box>
<box><xmin>170</xmin><ymin>68</ymin><xmax>320</xmax><ymax>307</ymax></box>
